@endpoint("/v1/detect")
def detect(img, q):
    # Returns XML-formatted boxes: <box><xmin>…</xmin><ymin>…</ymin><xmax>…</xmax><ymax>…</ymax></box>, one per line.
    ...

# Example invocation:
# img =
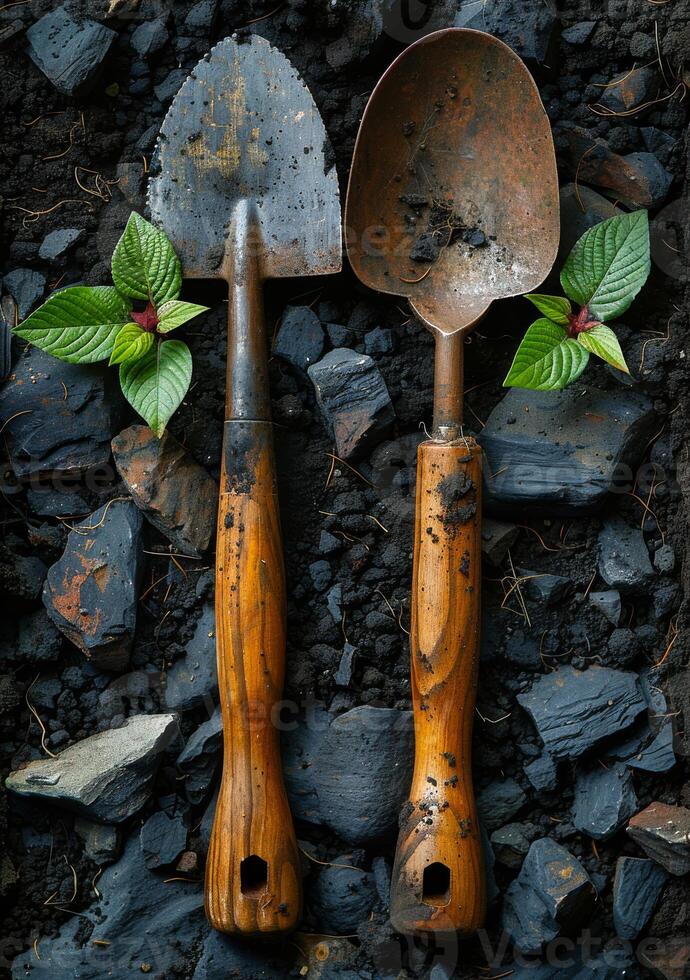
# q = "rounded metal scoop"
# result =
<box><xmin>345</xmin><ymin>28</ymin><xmax>559</xmax><ymax>936</ymax></box>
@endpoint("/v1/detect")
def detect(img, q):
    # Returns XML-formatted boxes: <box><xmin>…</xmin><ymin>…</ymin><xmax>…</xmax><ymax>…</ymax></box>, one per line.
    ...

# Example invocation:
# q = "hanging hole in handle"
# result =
<box><xmin>423</xmin><ymin>862</ymin><xmax>451</xmax><ymax>907</ymax></box>
<box><xmin>240</xmin><ymin>855</ymin><xmax>268</xmax><ymax>898</ymax></box>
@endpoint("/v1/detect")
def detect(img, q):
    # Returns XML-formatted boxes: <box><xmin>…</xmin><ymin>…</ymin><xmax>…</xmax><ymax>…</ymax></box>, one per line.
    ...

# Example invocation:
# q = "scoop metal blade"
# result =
<box><xmin>148</xmin><ymin>34</ymin><xmax>341</xmax><ymax>280</ymax></box>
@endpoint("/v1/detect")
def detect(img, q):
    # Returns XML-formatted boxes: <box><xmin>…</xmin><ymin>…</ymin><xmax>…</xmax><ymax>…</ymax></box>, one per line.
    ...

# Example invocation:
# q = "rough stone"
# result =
<box><xmin>598</xmin><ymin>518</ymin><xmax>655</xmax><ymax>593</ymax></box>
<box><xmin>517</xmin><ymin>665</ymin><xmax>646</xmax><ymax>760</ymax></box>
<box><xmin>0</xmin><ymin>549</ymin><xmax>47</xmax><ymax>602</ymax></box>
<box><xmin>481</xmin><ymin>519</ymin><xmax>519</xmax><ymax>565</ymax></box>
<box><xmin>477</xmin><ymin>778</ymin><xmax>527</xmax><ymax>832</ymax></box>
<box><xmin>140</xmin><ymin>810</ymin><xmax>187</xmax><ymax>869</ymax></box>
<box><xmin>589</xmin><ymin>590</ymin><xmax>622</xmax><ymax>626</ymax></box>
<box><xmin>491</xmin><ymin>822</ymin><xmax>542</xmax><ymax>869</ymax></box>
<box><xmin>572</xmin><ymin>763</ymin><xmax>638</xmax><ymax>840</ymax></box>
<box><xmin>176</xmin><ymin>706</ymin><xmax>222</xmax><ymax>805</ymax></box>
<box><xmin>613</xmin><ymin>856</ymin><xmax>667</xmax><ymax>940</ymax></box>
<box><xmin>43</xmin><ymin>500</ymin><xmax>144</xmax><ymax>671</ymax></box>
<box><xmin>596</xmin><ymin>66</ymin><xmax>658</xmax><ymax>115</ymax></box>
<box><xmin>524</xmin><ymin>752</ymin><xmax>558</xmax><ymax>793</ymax></box>
<box><xmin>653</xmin><ymin>543</ymin><xmax>675</xmax><ymax>574</ymax></box>
<box><xmin>561</xmin><ymin>21</ymin><xmax>596</xmax><ymax>45</ymax></box>
<box><xmin>520</xmin><ymin>569</ymin><xmax>572</xmax><ymax>606</ymax></box>
<box><xmin>627</xmin><ymin>802</ymin><xmax>690</xmax><ymax>875</ymax></box>
<box><xmin>273</xmin><ymin>305</ymin><xmax>325</xmax><ymax>374</ymax></box>
<box><xmin>26</xmin><ymin>6</ymin><xmax>116</xmax><ymax>97</ymax></box>
<box><xmin>11</xmin><ymin>833</ymin><xmax>205</xmax><ymax>978</ymax></box>
<box><xmin>154</xmin><ymin>68</ymin><xmax>187</xmax><ymax>102</ymax></box>
<box><xmin>0</xmin><ymin>609</ymin><xmax>62</xmax><ymax>664</ymax></box>
<box><xmin>502</xmin><ymin>838</ymin><xmax>595</xmax><ymax>955</ymax></box>
<box><xmin>334</xmin><ymin>642</ymin><xmax>356</xmax><ymax>687</ymax></box>
<box><xmin>112</xmin><ymin>425</ymin><xmax>217</xmax><ymax>557</ymax></box>
<box><xmin>163</xmin><ymin>604</ymin><xmax>217</xmax><ymax>712</ymax></box>
<box><xmin>3</xmin><ymin>268</ymin><xmax>45</xmax><ymax>318</ymax></box>
<box><xmin>130</xmin><ymin>17</ymin><xmax>168</xmax><ymax>57</ymax></box>
<box><xmin>74</xmin><ymin>818</ymin><xmax>121</xmax><ymax>865</ymax></box>
<box><xmin>309</xmin><ymin>857</ymin><xmax>377</xmax><ymax>934</ymax></box>
<box><xmin>26</xmin><ymin>486</ymin><xmax>91</xmax><ymax>518</ymax></box>
<box><xmin>626</xmin><ymin>722</ymin><xmax>676</xmax><ymax>773</ymax></box>
<box><xmin>283</xmin><ymin>705</ymin><xmax>413</xmax><ymax>844</ymax></box>
<box><xmin>6</xmin><ymin>714</ymin><xmax>179</xmax><ymax>822</ymax></box>
<box><xmin>308</xmin><ymin>348</ymin><xmax>394</xmax><ymax>460</ymax></box>
<box><xmin>0</xmin><ymin>347</ymin><xmax>124</xmax><ymax>480</ymax></box>
<box><xmin>364</xmin><ymin>326</ymin><xmax>396</xmax><ymax>355</ymax></box>
<box><xmin>454</xmin><ymin>0</ymin><xmax>557</xmax><ymax>64</ymax></box>
<box><xmin>504</xmin><ymin>629</ymin><xmax>541</xmax><ymax>671</ymax></box>
<box><xmin>478</xmin><ymin>387</ymin><xmax>655</xmax><ymax>513</ymax></box>
<box><xmin>38</xmin><ymin>228</ymin><xmax>84</xmax><ymax>261</ymax></box>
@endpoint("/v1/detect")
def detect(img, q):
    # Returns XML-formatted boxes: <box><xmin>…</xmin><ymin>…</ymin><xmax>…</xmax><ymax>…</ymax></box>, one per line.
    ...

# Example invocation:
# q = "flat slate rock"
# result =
<box><xmin>572</xmin><ymin>763</ymin><xmax>638</xmax><ymax>840</ymax></box>
<box><xmin>308</xmin><ymin>348</ymin><xmax>394</xmax><ymax>460</ymax></box>
<box><xmin>43</xmin><ymin>500</ymin><xmax>144</xmax><ymax>670</ymax></box>
<box><xmin>524</xmin><ymin>752</ymin><xmax>558</xmax><ymax>793</ymax></box>
<box><xmin>517</xmin><ymin>665</ymin><xmax>646</xmax><ymax>760</ymax></box>
<box><xmin>273</xmin><ymin>304</ymin><xmax>325</xmax><ymax>374</ymax></box>
<box><xmin>6</xmin><ymin>714</ymin><xmax>179</xmax><ymax>823</ymax></box>
<box><xmin>454</xmin><ymin>0</ymin><xmax>557</xmax><ymax>64</ymax></box>
<box><xmin>598</xmin><ymin>518</ymin><xmax>655</xmax><ymax>594</ymax></box>
<box><xmin>140</xmin><ymin>810</ymin><xmax>187</xmax><ymax>869</ymax></box>
<box><xmin>283</xmin><ymin>704</ymin><xmax>413</xmax><ymax>844</ymax></box>
<box><xmin>613</xmin><ymin>856</ymin><xmax>667</xmax><ymax>940</ymax></box>
<box><xmin>3</xmin><ymin>267</ymin><xmax>45</xmax><ymax>318</ymax></box>
<box><xmin>11</xmin><ymin>832</ymin><xmax>205</xmax><ymax>979</ymax></box>
<box><xmin>112</xmin><ymin>424</ymin><xmax>217</xmax><ymax>557</ymax></box>
<box><xmin>164</xmin><ymin>603</ymin><xmax>218</xmax><ymax>713</ymax></box>
<box><xmin>478</xmin><ymin>387</ymin><xmax>655</xmax><ymax>513</ymax></box>
<box><xmin>626</xmin><ymin>721</ymin><xmax>676</xmax><ymax>773</ymax></box>
<box><xmin>627</xmin><ymin>801</ymin><xmax>690</xmax><ymax>875</ymax></box>
<box><xmin>176</xmin><ymin>706</ymin><xmax>222</xmax><ymax>804</ymax></box>
<box><xmin>26</xmin><ymin>5</ymin><xmax>116</xmax><ymax>97</ymax></box>
<box><xmin>308</xmin><ymin>857</ymin><xmax>377</xmax><ymax>934</ymax></box>
<box><xmin>0</xmin><ymin>347</ymin><xmax>124</xmax><ymax>480</ymax></box>
<box><xmin>477</xmin><ymin>778</ymin><xmax>527</xmax><ymax>832</ymax></box>
<box><xmin>38</xmin><ymin>227</ymin><xmax>84</xmax><ymax>261</ymax></box>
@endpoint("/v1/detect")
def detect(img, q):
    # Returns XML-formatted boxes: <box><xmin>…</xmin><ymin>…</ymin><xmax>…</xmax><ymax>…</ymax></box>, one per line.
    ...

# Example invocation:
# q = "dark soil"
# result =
<box><xmin>1</xmin><ymin>1</ymin><xmax>689</xmax><ymax>978</ymax></box>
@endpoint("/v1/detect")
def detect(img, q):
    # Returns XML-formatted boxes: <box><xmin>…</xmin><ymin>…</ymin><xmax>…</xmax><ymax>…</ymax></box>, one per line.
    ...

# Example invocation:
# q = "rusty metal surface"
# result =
<box><xmin>345</xmin><ymin>28</ymin><xmax>559</xmax><ymax>338</ymax></box>
<box><xmin>148</xmin><ymin>34</ymin><xmax>341</xmax><ymax>282</ymax></box>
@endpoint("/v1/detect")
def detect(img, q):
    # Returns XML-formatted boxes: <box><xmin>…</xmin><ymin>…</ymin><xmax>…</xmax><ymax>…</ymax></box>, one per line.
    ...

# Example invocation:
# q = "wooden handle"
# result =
<box><xmin>206</xmin><ymin>204</ymin><xmax>301</xmax><ymax>935</ymax></box>
<box><xmin>390</xmin><ymin>438</ymin><xmax>486</xmax><ymax>935</ymax></box>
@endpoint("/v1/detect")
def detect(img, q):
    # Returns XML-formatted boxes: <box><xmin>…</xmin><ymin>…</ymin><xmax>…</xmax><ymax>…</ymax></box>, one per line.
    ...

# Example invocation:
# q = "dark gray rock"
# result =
<box><xmin>154</xmin><ymin>68</ymin><xmax>187</xmax><ymax>102</ymax></box>
<box><xmin>326</xmin><ymin>583</ymin><xmax>342</xmax><ymax>623</ymax></box>
<box><xmin>589</xmin><ymin>590</ymin><xmax>622</xmax><ymax>626</ymax></box>
<box><xmin>606</xmin><ymin>628</ymin><xmax>639</xmax><ymax>668</ymax></box>
<box><xmin>309</xmin><ymin>559</ymin><xmax>332</xmax><ymax>592</ymax></box>
<box><xmin>477</xmin><ymin>778</ymin><xmax>527</xmax><ymax>832</ymax></box>
<box><xmin>520</xmin><ymin>569</ymin><xmax>572</xmax><ymax>606</ymax></box>
<box><xmin>517</xmin><ymin>665</ymin><xmax>646</xmax><ymax>760</ymax></box>
<box><xmin>613</xmin><ymin>856</ymin><xmax>667</xmax><ymax>940</ymax></box>
<box><xmin>371</xmin><ymin>855</ymin><xmax>391</xmax><ymax>907</ymax></box>
<box><xmin>334</xmin><ymin>643</ymin><xmax>356</xmax><ymax>687</ymax></box>
<box><xmin>478</xmin><ymin>388</ymin><xmax>655</xmax><ymax>513</ymax></box>
<box><xmin>558</xmin><ymin>183</ymin><xmax>621</xmax><ymax>262</ymax></box>
<box><xmin>164</xmin><ymin>604</ymin><xmax>217</xmax><ymax>712</ymax></box>
<box><xmin>130</xmin><ymin>18</ymin><xmax>168</xmax><ymax>57</ymax></box>
<box><xmin>26</xmin><ymin>486</ymin><xmax>91</xmax><ymax>518</ymax></box>
<box><xmin>308</xmin><ymin>348</ymin><xmax>394</xmax><ymax>459</ymax></box>
<box><xmin>309</xmin><ymin>857</ymin><xmax>377</xmax><ymax>934</ymax></box>
<box><xmin>0</xmin><ymin>18</ymin><xmax>24</xmax><ymax>46</ymax></box>
<box><xmin>3</xmin><ymin>268</ymin><xmax>45</xmax><ymax>317</ymax></box>
<box><xmin>325</xmin><ymin>322</ymin><xmax>355</xmax><ymax>348</ymax></box>
<box><xmin>0</xmin><ymin>549</ymin><xmax>47</xmax><ymax>602</ymax></box>
<box><xmin>572</xmin><ymin>763</ymin><xmax>638</xmax><ymax>840</ymax></box>
<box><xmin>283</xmin><ymin>705</ymin><xmax>413</xmax><ymax>844</ymax></box>
<box><xmin>74</xmin><ymin>817</ymin><xmax>120</xmax><ymax>865</ymax></box>
<box><xmin>273</xmin><ymin>305</ymin><xmax>325</xmax><ymax>374</ymax></box>
<box><xmin>454</xmin><ymin>0</ymin><xmax>557</xmax><ymax>63</ymax></box>
<box><xmin>140</xmin><ymin>810</ymin><xmax>187</xmax><ymax>869</ymax></box>
<box><xmin>505</xmin><ymin>629</ymin><xmax>541</xmax><ymax>671</ymax></box>
<box><xmin>192</xmin><ymin>930</ymin><xmax>284</xmax><ymax>980</ymax></box>
<box><xmin>598</xmin><ymin>518</ymin><xmax>655</xmax><ymax>593</ymax></box>
<box><xmin>26</xmin><ymin>6</ymin><xmax>116</xmax><ymax>97</ymax></box>
<box><xmin>626</xmin><ymin>721</ymin><xmax>675</xmax><ymax>773</ymax></box>
<box><xmin>185</xmin><ymin>0</ymin><xmax>217</xmax><ymax>30</ymax></box>
<box><xmin>524</xmin><ymin>752</ymin><xmax>558</xmax><ymax>793</ymax></box>
<box><xmin>112</xmin><ymin>425</ymin><xmax>217</xmax><ymax>557</ymax></box>
<box><xmin>481</xmin><ymin>519</ymin><xmax>519</xmax><ymax>565</ymax></box>
<box><xmin>597</xmin><ymin>66</ymin><xmax>658</xmax><ymax>115</ymax></box>
<box><xmin>0</xmin><ymin>609</ymin><xmax>62</xmax><ymax>664</ymax></box>
<box><xmin>653</xmin><ymin>583</ymin><xmax>679</xmax><ymax>620</ymax></box>
<box><xmin>620</xmin><ymin>152</ymin><xmax>673</xmax><ymax>208</ymax></box>
<box><xmin>176</xmin><ymin>706</ymin><xmax>222</xmax><ymax>804</ymax></box>
<box><xmin>491</xmin><ymin>822</ymin><xmax>541</xmax><ymax>869</ymax></box>
<box><xmin>0</xmin><ymin>347</ymin><xmax>124</xmax><ymax>480</ymax></box>
<box><xmin>502</xmin><ymin>839</ymin><xmax>595</xmax><ymax>955</ymax></box>
<box><xmin>319</xmin><ymin>530</ymin><xmax>341</xmax><ymax>555</ymax></box>
<box><xmin>43</xmin><ymin>500</ymin><xmax>144</xmax><ymax>671</ymax></box>
<box><xmin>627</xmin><ymin>802</ymin><xmax>690</xmax><ymax>875</ymax></box>
<box><xmin>11</xmin><ymin>832</ymin><xmax>205</xmax><ymax>979</ymax></box>
<box><xmin>364</xmin><ymin>326</ymin><xmax>396</xmax><ymax>355</ymax></box>
<box><xmin>653</xmin><ymin>543</ymin><xmax>675</xmax><ymax>573</ymax></box>
<box><xmin>6</xmin><ymin>714</ymin><xmax>179</xmax><ymax>822</ymax></box>
<box><xmin>38</xmin><ymin>228</ymin><xmax>84</xmax><ymax>261</ymax></box>
<box><xmin>562</xmin><ymin>21</ymin><xmax>596</xmax><ymax>45</ymax></box>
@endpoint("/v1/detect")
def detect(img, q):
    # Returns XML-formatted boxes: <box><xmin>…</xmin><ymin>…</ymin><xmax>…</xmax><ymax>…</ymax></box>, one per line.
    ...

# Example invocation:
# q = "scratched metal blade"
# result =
<box><xmin>148</xmin><ymin>34</ymin><xmax>341</xmax><ymax>280</ymax></box>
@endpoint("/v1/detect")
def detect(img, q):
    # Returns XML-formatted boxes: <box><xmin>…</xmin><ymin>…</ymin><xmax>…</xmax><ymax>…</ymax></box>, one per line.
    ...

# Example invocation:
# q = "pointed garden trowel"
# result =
<box><xmin>148</xmin><ymin>35</ymin><xmax>341</xmax><ymax>936</ymax></box>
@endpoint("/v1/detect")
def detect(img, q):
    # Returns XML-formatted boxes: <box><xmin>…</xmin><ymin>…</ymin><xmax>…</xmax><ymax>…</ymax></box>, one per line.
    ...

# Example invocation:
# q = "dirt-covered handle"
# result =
<box><xmin>391</xmin><ymin>438</ymin><xmax>486</xmax><ymax>935</ymax></box>
<box><xmin>205</xmin><ymin>419</ymin><xmax>302</xmax><ymax>935</ymax></box>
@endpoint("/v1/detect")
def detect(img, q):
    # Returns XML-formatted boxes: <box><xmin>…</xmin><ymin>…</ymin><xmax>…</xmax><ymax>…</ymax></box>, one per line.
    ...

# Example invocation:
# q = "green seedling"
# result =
<box><xmin>504</xmin><ymin>210</ymin><xmax>651</xmax><ymax>390</ymax></box>
<box><xmin>13</xmin><ymin>211</ymin><xmax>208</xmax><ymax>436</ymax></box>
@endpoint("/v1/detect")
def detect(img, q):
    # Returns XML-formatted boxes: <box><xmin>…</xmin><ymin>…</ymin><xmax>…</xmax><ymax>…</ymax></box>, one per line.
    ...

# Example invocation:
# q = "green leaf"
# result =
<box><xmin>560</xmin><ymin>210</ymin><xmax>650</xmax><ymax>321</ymax></box>
<box><xmin>111</xmin><ymin>212</ymin><xmax>182</xmax><ymax>306</ymax></box>
<box><xmin>157</xmin><ymin>300</ymin><xmax>209</xmax><ymax>333</ymax></box>
<box><xmin>577</xmin><ymin>324</ymin><xmax>629</xmax><ymax>373</ymax></box>
<box><xmin>503</xmin><ymin>318</ymin><xmax>590</xmax><ymax>390</ymax></box>
<box><xmin>119</xmin><ymin>339</ymin><xmax>192</xmax><ymax>437</ymax></box>
<box><xmin>12</xmin><ymin>286</ymin><xmax>130</xmax><ymax>364</ymax></box>
<box><xmin>524</xmin><ymin>294</ymin><xmax>572</xmax><ymax>326</ymax></box>
<box><xmin>109</xmin><ymin>323</ymin><xmax>155</xmax><ymax>366</ymax></box>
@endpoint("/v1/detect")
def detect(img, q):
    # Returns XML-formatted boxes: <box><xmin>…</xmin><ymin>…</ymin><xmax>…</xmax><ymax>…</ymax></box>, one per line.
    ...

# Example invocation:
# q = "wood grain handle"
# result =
<box><xmin>391</xmin><ymin>438</ymin><xmax>486</xmax><ymax>935</ymax></box>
